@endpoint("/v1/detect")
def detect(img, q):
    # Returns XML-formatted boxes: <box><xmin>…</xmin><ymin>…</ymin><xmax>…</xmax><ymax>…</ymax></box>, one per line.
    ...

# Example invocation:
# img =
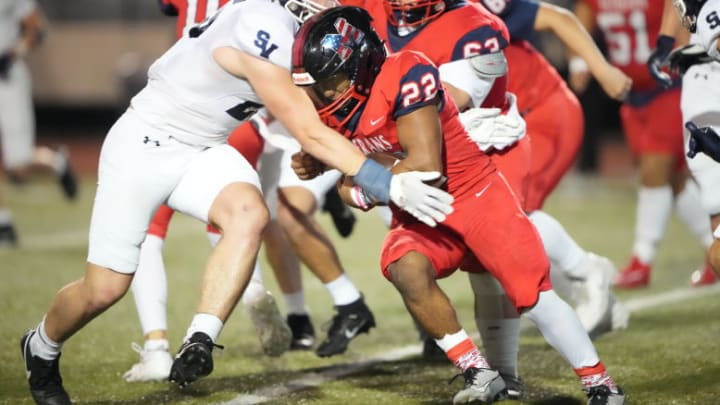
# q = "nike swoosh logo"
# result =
<box><xmin>475</xmin><ymin>182</ymin><xmax>492</xmax><ymax>198</ymax></box>
<box><xmin>369</xmin><ymin>117</ymin><xmax>383</xmax><ymax>126</ymax></box>
<box><xmin>344</xmin><ymin>326</ymin><xmax>361</xmax><ymax>339</ymax></box>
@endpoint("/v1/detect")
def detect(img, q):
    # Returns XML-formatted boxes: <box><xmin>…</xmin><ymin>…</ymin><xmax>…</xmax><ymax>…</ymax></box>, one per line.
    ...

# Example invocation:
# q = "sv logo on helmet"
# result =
<box><xmin>320</xmin><ymin>17</ymin><xmax>365</xmax><ymax>61</ymax></box>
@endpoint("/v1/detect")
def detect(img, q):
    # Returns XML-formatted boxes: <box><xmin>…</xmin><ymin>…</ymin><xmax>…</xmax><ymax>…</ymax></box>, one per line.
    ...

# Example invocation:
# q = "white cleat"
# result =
<box><xmin>452</xmin><ymin>368</ymin><xmax>507</xmax><ymax>404</ymax></box>
<box><xmin>246</xmin><ymin>291</ymin><xmax>292</xmax><ymax>357</ymax></box>
<box><xmin>609</xmin><ymin>294</ymin><xmax>630</xmax><ymax>332</ymax></box>
<box><xmin>572</xmin><ymin>253</ymin><xmax>615</xmax><ymax>338</ymax></box>
<box><xmin>123</xmin><ymin>342</ymin><xmax>173</xmax><ymax>382</ymax></box>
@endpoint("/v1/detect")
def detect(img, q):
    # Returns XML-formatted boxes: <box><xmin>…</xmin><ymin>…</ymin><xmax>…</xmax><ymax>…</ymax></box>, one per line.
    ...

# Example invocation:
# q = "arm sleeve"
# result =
<box><xmin>230</xmin><ymin>7</ymin><xmax>296</xmax><ymax>70</ymax></box>
<box><xmin>439</xmin><ymin>58</ymin><xmax>496</xmax><ymax>108</ymax></box>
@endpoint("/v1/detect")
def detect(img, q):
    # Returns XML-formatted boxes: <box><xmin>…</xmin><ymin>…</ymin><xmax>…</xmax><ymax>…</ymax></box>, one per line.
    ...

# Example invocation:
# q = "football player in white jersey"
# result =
<box><xmin>652</xmin><ymin>0</ymin><xmax>720</xmax><ymax>278</ymax></box>
<box><xmin>19</xmin><ymin>0</ymin><xmax>454</xmax><ymax>403</ymax></box>
<box><xmin>0</xmin><ymin>0</ymin><xmax>78</xmax><ymax>247</ymax></box>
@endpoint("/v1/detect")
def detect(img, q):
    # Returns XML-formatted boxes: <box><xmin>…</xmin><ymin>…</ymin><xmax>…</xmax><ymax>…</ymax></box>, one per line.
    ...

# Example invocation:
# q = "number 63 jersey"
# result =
<box><xmin>584</xmin><ymin>0</ymin><xmax>663</xmax><ymax>92</ymax></box>
<box><xmin>130</xmin><ymin>0</ymin><xmax>298</xmax><ymax>147</ymax></box>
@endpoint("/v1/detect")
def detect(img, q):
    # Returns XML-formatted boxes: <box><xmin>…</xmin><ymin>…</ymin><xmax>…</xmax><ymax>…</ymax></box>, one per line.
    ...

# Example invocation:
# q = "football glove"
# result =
<box><xmin>647</xmin><ymin>35</ymin><xmax>675</xmax><ymax>88</ymax></box>
<box><xmin>0</xmin><ymin>52</ymin><xmax>13</xmax><ymax>80</ymax></box>
<box><xmin>686</xmin><ymin>122</ymin><xmax>720</xmax><ymax>163</ymax></box>
<box><xmin>459</xmin><ymin>93</ymin><xmax>526</xmax><ymax>152</ymax></box>
<box><xmin>389</xmin><ymin>171</ymin><xmax>454</xmax><ymax>227</ymax></box>
<box><xmin>669</xmin><ymin>44</ymin><xmax>714</xmax><ymax>75</ymax></box>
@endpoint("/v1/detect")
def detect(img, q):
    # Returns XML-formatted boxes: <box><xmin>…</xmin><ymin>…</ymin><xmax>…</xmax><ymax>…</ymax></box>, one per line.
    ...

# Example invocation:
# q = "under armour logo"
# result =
<box><xmin>143</xmin><ymin>136</ymin><xmax>160</xmax><ymax>147</ymax></box>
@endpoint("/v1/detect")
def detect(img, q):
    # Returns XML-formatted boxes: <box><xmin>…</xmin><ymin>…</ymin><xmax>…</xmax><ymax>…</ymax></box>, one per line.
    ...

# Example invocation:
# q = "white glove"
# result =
<box><xmin>459</xmin><ymin>93</ymin><xmax>526</xmax><ymax>152</ymax></box>
<box><xmin>389</xmin><ymin>171</ymin><xmax>454</xmax><ymax>227</ymax></box>
<box><xmin>251</xmin><ymin>114</ymin><xmax>301</xmax><ymax>153</ymax></box>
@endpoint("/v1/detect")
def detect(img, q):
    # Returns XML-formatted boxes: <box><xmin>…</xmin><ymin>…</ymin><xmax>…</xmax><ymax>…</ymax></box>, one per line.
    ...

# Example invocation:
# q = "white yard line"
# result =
<box><xmin>218</xmin><ymin>284</ymin><xmax>720</xmax><ymax>405</ymax></box>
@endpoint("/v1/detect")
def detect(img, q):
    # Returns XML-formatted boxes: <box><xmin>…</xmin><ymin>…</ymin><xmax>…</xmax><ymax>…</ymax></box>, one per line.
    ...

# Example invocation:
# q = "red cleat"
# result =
<box><xmin>614</xmin><ymin>257</ymin><xmax>651</xmax><ymax>289</ymax></box>
<box><xmin>691</xmin><ymin>263</ymin><xmax>718</xmax><ymax>287</ymax></box>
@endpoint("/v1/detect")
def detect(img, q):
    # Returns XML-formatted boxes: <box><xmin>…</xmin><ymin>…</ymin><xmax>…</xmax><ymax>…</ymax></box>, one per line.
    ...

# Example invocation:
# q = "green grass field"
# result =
<box><xmin>1</xmin><ymin>174</ymin><xmax>719</xmax><ymax>404</ymax></box>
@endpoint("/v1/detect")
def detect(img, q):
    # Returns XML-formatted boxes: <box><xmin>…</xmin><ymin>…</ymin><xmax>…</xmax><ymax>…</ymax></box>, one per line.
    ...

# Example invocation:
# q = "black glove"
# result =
<box><xmin>647</xmin><ymin>35</ymin><xmax>675</xmax><ymax>88</ymax></box>
<box><xmin>0</xmin><ymin>52</ymin><xmax>13</xmax><ymax>80</ymax></box>
<box><xmin>669</xmin><ymin>44</ymin><xmax>714</xmax><ymax>75</ymax></box>
<box><xmin>686</xmin><ymin>121</ymin><xmax>720</xmax><ymax>163</ymax></box>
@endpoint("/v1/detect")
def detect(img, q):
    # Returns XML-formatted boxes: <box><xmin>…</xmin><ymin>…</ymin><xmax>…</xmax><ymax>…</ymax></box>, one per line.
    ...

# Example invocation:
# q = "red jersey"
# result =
<box><xmin>505</xmin><ymin>40</ymin><xmax>564</xmax><ymax>114</ymax></box>
<box><xmin>160</xmin><ymin>0</ymin><xmax>231</xmax><ymax>39</ymax></box>
<box><xmin>343</xmin><ymin>0</ymin><xmax>510</xmax><ymax>108</ymax></box>
<box><xmin>583</xmin><ymin>0</ymin><xmax>662</xmax><ymax>92</ymax></box>
<box><xmin>346</xmin><ymin>51</ymin><xmax>494</xmax><ymax>193</ymax></box>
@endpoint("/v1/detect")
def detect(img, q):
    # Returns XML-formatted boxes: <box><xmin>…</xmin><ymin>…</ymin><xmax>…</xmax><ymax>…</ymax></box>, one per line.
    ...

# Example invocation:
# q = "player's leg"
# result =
<box><xmin>123</xmin><ymin>205</ymin><xmax>175</xmax><ymax>382</ymax></box>
<box><xmin>276</xmin><ymin>185</ymin><xmax>374</xmax><ymax>357</ymax></box>
<box><xmin>0</xmin><ymin>184</ymin><xmax>17</xmax><ymax>246</ymax></box>
<box><xmin>615</xmin><ymin>93</ymin><xmax>683</xmax><ymax>288</ymax></box>
<box><xmin>0</xmin><ymin>60</ymin><xmax>76</xmax><ymax>199</ymax></box>
<box><xmin>166</xmin><ymin>145</ymin><xmax>269</xmax><ymax>387</ymax></box>
<box><xmin>382</xmin><ymin>227</ymin><xmax>506</xmax><ymax>403</ymax></box>
<box><xmin>264</xmin><ymin>219</ymin><xmax>316</xmax><ymax>350</ymax></box>
<box><xmin>461</xmin><ymin>172</ymin><xmax>625</xmax><ymax>403</ymax></box>
<box><xmin>207</xmin><ymin>224</ymin><xmax>292</xmax><ymax>357</ymax></box>
<box><xmin>21</xmin><ymin>111</ymin><xmax>174</xmax><ymax>403</ymax></box>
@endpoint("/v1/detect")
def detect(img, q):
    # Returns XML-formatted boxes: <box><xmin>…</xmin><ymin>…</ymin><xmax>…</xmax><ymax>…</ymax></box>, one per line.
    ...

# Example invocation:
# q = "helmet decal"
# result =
<box><xmin>321</xmin><ymin>18</ymin><xmax>365</xmax><ymax>62</ymax></box>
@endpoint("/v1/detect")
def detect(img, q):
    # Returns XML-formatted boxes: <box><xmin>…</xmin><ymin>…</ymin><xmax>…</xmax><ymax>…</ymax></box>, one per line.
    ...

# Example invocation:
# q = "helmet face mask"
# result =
<box><xmin>292</xmin><ymin>7</ymin><xmax>387</xmax><ymax>130</ymax></box>
<box><xmin>282</xmin><ymin>0</ymin><xmax>339</xmax><ymax>23</ymax></box>
<box><xmin>673</xmin><ymin>0</ymin><xmax>706</xmax><ymax>33</ymax></box>
<box><xmin>384</xmin><ymin>0</ymin><xmax>446</xmax><ymax>28</ymax></box>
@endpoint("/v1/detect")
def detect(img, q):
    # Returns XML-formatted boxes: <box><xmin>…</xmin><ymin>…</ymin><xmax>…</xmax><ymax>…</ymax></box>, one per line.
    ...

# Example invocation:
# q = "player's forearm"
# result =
<box><xmin>536</xmin><ymin>3</ymin><xmax>608</xmax><ymax>77</ymax></box>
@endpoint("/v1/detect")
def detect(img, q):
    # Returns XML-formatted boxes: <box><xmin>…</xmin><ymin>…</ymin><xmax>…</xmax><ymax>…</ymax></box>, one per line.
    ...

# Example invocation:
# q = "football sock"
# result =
<box><xmin>524</xmin><ymin>290</ymin><xmax>599</xmax><ymax>369</ymax></box>
<box><xmin>575</xmin><ymin>362</ymin><xmax>618</xmax><ymax>391</ymax></box>
<box><xmin>529</xmin><ymin>210</ymin><xmax>587</xmax><ymax>279</ymax></box>
<box><xmin>324</xmin><ymin>274</ymin><xmax>361</xmax><ymax>306</ymax></box>
<box><xmin>0</xmin><ymin>208</ymin><xmax>12</xmax><ymax>225</ymax></box>
<box><xmin>633</xmin><ymin>186</ymin><xmax>673</xmax><ymax>264</ymax></box>
<box><xmin>675</xmin><ymin>179</ymin><xmax>713</xmax><ymax>248</ymax></box>
<box><xmin>436</xmin><ymin>331</ymin><xmax>490</xmax><ymax>371</ymax></box>
<box><xmin>469</xmin><ymin>272</ymin><xmax>520</xmax><ymax>376</ymax></box>
<box><xmin>206</xmin><ymin>228</ymin><xmax>221</xmax><ymax>247</ymax></box>
<box><xmin>144</xmin><ymin>338</ymin><xmax>169</xmax><ymax>351</ymax></box>
<box><xmin>31</xmin><ymin>318</ymin><xmax>62</xmax><ymax>360</ymax></box>
<box><xmin>185</xmin><ymin>313</ymin><xmax>223</xmax><ymax>343</ymax></box>
<box><xmin>147</xmin><ymin>204</ymin><xmax>174</xmax><ymax>239</ymax></box>
<box><xmin>131</xmin><ymin>234</ymin><xmax>168</xmax><ymax>335</ymax></box>
<box><xmin>284</xmin><ymin>291</ymin><xmax>308</xmax><ymax>315</ymax></box>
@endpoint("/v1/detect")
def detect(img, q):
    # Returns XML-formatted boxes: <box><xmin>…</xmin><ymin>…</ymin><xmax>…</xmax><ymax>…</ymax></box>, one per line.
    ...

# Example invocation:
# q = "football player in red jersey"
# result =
<box><xmin>292</xmin><ymin>6</ymin><xmax>626</xmax><ymax>404</ymax></box>
<box><xmin>477</xmin><ymin>0</ymin><xmax>632</xmax><ymax>341</ymax></box>
<box><xmin>573</xmin><ymin>0</ymin><xmax>715</xmax><ymax>289</ymax></box>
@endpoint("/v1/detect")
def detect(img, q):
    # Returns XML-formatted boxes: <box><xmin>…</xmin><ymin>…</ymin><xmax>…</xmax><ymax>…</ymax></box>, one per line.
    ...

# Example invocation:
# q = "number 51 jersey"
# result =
<box><xmin>584</xmin><ymin>0</ymin><xmax>663</xmax><ymax>92</ymax></box>
<box><xmin>130</xmin><ymin>0</ymin><xmax>297</xmax><ymax>147</ymax></box>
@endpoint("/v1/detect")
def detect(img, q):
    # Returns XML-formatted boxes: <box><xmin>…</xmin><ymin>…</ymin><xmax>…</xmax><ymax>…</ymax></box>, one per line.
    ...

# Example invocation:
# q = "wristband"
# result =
<box><xmin>353</xmin><ymin>158</ymin><xmax>392</xmax><ymax>204</ymax></box>
<box><xmin>568</xmin><ymin>56</ymin><xmax>589</xmax><ymax>74</ymax></box>
<box><xmin>656</xmin><ymin>35</ymin><xmax>675</xmax><ymax>53</ymax></box>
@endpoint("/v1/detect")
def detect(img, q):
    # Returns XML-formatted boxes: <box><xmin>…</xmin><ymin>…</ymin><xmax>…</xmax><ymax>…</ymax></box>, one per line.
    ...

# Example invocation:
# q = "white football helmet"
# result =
<box><xmin>281</xmin><ymin>0</ymin><xmax>339</xmax><ymax>23</ymax></box>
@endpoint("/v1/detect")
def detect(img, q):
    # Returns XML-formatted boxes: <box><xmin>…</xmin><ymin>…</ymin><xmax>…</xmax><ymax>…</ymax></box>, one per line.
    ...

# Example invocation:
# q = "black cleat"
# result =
<box><xmin>315</xmin><ymin>297</ymin><xmax>375</xmax><ymax>357</ymax></box>
<box><xmin>421</xmin><ymin>337</ymin><xmax>447</xmax><ymax>362</ymax></box>
<box><xmin>287</xmin><ymin>313</ymin><xmax>316</xmax><ymax>350</ymax></box>
<box><xmin>585</xmin><ymin>385</ymin><xmax>625</xmax><ymax>405</ymax></box>
<box><xmin>500</xmin><ymin>373</ymin><xmax>525</xmax><ymax>400</ymax></box>
<box><xmin>322</xmin><ymin>187</ymin><xmax>356</xmax><ymax>238</ymax></box>
<box><xmin>56</xmin><ymin>147</ymin><xmax>77</xmax><ymax>200</ymax></box>
<box><xmin>0</xmin><ymin>223</ymin><xmax>18</xmax><ymax>247</ymax></box>
<box><xmin>169</xmin><ymin>332</ymin><xmax>223</xmax><ymax>388</ymax></box>
<box><xmin>20</xmin><ymin>330</ymin><xmax>72</xmax><ymax>405</ymax></box>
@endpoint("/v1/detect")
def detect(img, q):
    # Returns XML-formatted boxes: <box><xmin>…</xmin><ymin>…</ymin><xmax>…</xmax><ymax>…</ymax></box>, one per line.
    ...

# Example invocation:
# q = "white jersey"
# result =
<box><xmin>0</xmin><ymin>0</ymin><xmax>34</xmax><ymax>53</ymax></box>
<box><xmin>130</xmin><ymin>0</ymin><xmax>298</xmax><ymax>147</ymax></box>
<box><xmin>692</xmin><ymin>0</ymin><xmax>720</xmax><ymax>60</ymax></box>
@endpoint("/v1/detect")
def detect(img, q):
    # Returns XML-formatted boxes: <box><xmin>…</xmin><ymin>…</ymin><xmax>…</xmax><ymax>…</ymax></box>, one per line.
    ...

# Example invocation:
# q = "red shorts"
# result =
<box><xmin>489</xmin><ymin>135</ymin><xmax>532</xmax><ymax>211</ymax></box>
<box><xmin>525</xmin><ymin>85</ymin><xmax>584</xmax><ymax>211</ymax></box>
<box><xmin>620</xmin><ymin>88</ymin><xmax>685</xmax><ymax>167</ymax></box>
<box><xmin>380</xmin><ymin>171</ymin><xmax>552</xmax><ymax>311</ymax></box>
